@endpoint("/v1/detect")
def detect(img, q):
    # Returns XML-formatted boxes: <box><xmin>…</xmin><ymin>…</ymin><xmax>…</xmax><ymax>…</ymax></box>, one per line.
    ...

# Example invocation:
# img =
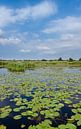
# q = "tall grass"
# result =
<box><xmin>0</xmin><ymin>60</ymin><xmax>81</xmax><ymax>72</ymax></box>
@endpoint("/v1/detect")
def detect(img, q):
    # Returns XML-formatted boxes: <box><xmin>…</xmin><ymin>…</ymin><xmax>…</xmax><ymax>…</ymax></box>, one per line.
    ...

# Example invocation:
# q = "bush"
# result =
<box><xmin>69</xmin><ymin>58</ymin><xmax>74</xmax><ymax>62</ymax></box>
<box><xmin>58</xmin><ymin>57</ymin><xmax>63</xmax><ymax>61</ymax></box>
<box><xmin>79</xmin><ymin>58</ymin><xmax>81</xmax><ymax>61</ymax></box>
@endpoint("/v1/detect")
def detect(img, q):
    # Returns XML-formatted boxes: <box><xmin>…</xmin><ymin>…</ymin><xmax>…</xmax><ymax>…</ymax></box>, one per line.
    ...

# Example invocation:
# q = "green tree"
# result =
<box><xmin>58</xmin><ymin>57</ymin><xmax>63</xmax><ymax>61</ymax></box>
<box><xmin>69</xmin><ymin>58</ymin><xmax>74</xmax><ymax>61</ymax></box>
<box><xmin>79</xmin><ymin>58</ymin><xmax>81</xmax><ymax>61</ymax></box>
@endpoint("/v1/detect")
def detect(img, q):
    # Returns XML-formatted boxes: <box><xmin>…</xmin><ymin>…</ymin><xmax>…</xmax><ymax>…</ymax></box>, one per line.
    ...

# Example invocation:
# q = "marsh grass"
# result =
<box><xmin>0</xmin><ymin>60</ymin><xmax>81</xmax><ymax>72</ymax></box>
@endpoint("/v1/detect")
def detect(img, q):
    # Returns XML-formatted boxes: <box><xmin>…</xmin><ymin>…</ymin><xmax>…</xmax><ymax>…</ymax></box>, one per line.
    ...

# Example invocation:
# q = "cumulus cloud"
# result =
<box><xmin>0</xmin><ymin>6</ymin><xmax>15</xmax><ymax>27</ymax></box>
<box><xmin>0</xmin><ymin>37</ymin><xmax>21</xmax><ymax>45</ymax></box>
<box><xmin>42</xmin><ymin>16</ymin><xmax>81</xmax><ymax>55</ymax></box>
<box><xmin>20</xmin><ymin>49</ymin><xmax>31</xmax><ymax>53</ymax></box>
<box><xmin>31</xmin><ymin>1</ymin><xmax>57</xmax><ymax>19</ymax></box>
<box><xmin>43</xmin><ymin>16</ymin><xmax>81</xmax><ymax>34</ymax></box>
<box><xmin>0</xmin><ymin>1</ymin><xmax>57</xmax><ymax>27</ymax></box>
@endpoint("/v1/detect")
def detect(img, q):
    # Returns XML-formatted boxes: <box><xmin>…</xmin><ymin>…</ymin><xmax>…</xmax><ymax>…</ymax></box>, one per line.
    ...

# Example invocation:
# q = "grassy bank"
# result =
<box><xmin>0</xmin><ymin>60</ymin><xmax>81</xmax><ymax>72</ymax></box>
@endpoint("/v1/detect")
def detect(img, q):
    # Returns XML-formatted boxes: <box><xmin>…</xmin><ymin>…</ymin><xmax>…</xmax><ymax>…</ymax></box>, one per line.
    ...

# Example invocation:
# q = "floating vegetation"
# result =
<box><xmin>58</xmin><ymin>123</ymin><xmax>76</xmax><ymax>129</ymax></box>
<box><xmin>13</xmin><ymin>115</ymin><xmax>22</xmax><ymax>120</ymax></box>
<box><xmin>13</xmin><ymin>108</ymin><xmax>21</xmax><ymax>112</ymax></box>
<box><xmin>0</xmin><ymin>67</ymin><xmax>81</xmax><ymax>128</ymax></box>
<box><xmin>0</xmin><ymin>125</ymin><xmax>6</xmax><ymax>129</ymax></box>
<box><xmin>21</xmin><ymin>124</ymin><xmax>26</xmax><ymax>128</ymax></box>
<box><xmin>0</xmin><ymin>106</ymin><xmax>12</xmax><ymax>118</ymax></box>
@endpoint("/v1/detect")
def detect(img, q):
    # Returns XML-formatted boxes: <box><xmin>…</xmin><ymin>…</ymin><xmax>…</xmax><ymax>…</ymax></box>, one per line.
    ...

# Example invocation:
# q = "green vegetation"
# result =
<box><xmin>0</xmin><ymin>59</ymin><xmax>81</xmax><ymax>72</ymax></box>
<box><xmin>0</xmin><ymin>125</ymin><xmax>6</xmax><ymax>129</ymax></box>
<box><xmin>0</xmin><ymin>66</ymin><xmax>81</xmax><ymax>128</ymax></box>
<box><xmin>0</xmin><ymin>59</ymin><xmax>81</xmax><ymax>129</ymax></box>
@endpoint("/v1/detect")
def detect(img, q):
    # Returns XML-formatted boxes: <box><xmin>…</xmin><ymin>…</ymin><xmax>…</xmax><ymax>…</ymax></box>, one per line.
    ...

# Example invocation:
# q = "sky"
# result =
<box><xmin>0</xmin><ymin>0</ymin><xmax>81</xmax><ymax>60</ymax></box>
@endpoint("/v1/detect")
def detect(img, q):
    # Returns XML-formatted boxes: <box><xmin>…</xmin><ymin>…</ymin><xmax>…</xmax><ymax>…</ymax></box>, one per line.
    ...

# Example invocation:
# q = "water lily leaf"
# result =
<box><xmin>64</xmin><ymin>99</ymin><xmax>72</xmax><ymax>104</ymax></box>
<box><xmin>21</xmin><ymin>111</ymin><xmax>28</xmax><ymax>116</ymax></box>
<box><xmin>68</xmin><ymin>118</ymin><xmax>74</xmax><ymax>123</ymax></box>
<box><xmin>77</xmin><ymin>120</ymin><xmax>81</xmax><ymax>126</ymax></box>
<box><xmin>13</xmin><ymin>115</ymin><xmax>22</xmax><ymax>120</ymax></box>
<box><xmin>13</xmin><ymin>108</ymin><xmax>21</xmax><ymax>112</ymax></box>
<box><xmin>0</xmin><ymin>112</ymin><xmax>9</xmax><ymax>118</ymax></box>
<box><xmin>21</xmin><ymin>124</ymin><xmax>26</xmax><ymax>128</ymax></box>
<box><xmin>72</xmin><ymin>109</ymin><xmax>78</xmax><ymax>114</ymax></box>
<box><xmin>66</xmin><ymin>123</ymin><xmax>76</xmax><ymax>129</ymax></box>
<box><xmin>77</xmin><ymin>108</ymin><xmax>81</xmax><ymax>113</ymax></box>
<box><xmin>28</xmin><ymin>125</ymin><xmax>36</xmax><ymax>129</ymax></box>
<box><xmin>0</xmin><ymin>125</ymin><xmax>6</xmax><ymax>129</ymax></box>
<box><xmin>58</xmin><ymin>124</ymin><xmax>66</xmax><ymax>129</ymax></box>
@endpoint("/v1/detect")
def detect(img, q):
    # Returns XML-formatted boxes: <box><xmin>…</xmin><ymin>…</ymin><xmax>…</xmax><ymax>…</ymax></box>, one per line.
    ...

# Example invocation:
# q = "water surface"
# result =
<box><xmin>0</xmin><ymin>67</ymin><xmax>81</xmax><ymax>129</ymax></box>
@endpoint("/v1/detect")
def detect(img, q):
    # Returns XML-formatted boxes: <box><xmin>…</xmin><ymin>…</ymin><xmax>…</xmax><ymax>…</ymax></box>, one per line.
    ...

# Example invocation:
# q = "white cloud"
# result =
<box><xmin>31</xmin><ymin>1</ymin><xmax>57</xmax><ymax>19</ymax></box>
<box><xmin>0</xmin><ymin>37</ymin><xmax>21</xmax><ymax>45</ymax></box>
<box><xmin>1</xmin><ymin>14</ymin><xmax>81</xmax><ymax>58</ymax></box>
<box><xmin>0</xmin><ymin>6</ymin><xmax>15</xmax><ymax>27</ymax></box>
<box><xmin>42</xmin><ymin>16</ymin><xmax>81</xmax><ymax>56</ymax></box>
<box><xmin>37</xmin><ymin>46</ymin><xmax>50</xmax><ymax>50</ymax></box>
<box><xmin>20</xmin><ymin>49</ymin><xmax>31</xmax><ymax>53</ymax></box>
<box><xmin>43</xmin><ymin>16</ymin><xmax>81</xmax><ymax>34</ymax></box>
<box><xmin>15</xmin><ymin>7</ymin><xmax>31</xmax><ymax>21</ymax></box>
<box><xmin>0</xmin><ymin>1</ymin><xmax>57</xmax><ymax>27</ymax></box>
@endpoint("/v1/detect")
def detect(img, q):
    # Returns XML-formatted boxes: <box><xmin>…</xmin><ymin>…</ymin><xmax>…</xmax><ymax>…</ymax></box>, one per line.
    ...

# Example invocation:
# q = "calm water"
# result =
<box><xmin>0</xmin><ymin>67</ymin><xmax>81</xmax><ymax>129</ymax></box>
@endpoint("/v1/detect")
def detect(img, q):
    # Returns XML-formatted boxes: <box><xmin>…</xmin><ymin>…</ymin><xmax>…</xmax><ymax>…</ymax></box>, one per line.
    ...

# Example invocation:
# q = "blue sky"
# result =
<box><xmin>0</xmin><ymin>0</ymin><xmax>81</xmax><ymax>59</ymax></box>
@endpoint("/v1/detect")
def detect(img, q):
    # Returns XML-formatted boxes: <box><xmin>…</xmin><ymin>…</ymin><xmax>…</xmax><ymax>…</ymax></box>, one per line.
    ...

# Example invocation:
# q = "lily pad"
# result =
<box><xmin>13</xmin><ymin>115</ymin><xmax>22</xmax><ymax>120</ymax></box>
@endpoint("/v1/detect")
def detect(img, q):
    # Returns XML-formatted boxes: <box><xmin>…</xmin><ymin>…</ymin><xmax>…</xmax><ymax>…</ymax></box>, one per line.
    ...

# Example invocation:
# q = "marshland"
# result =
<box><xmin>0</xmin><ymin>60</ymin><xmax>81</xmax><ymax>129</ymax></box>
<box><xmin>0</xmin><ymin>0</ymin><xmax>81</xmax><ymax>128</ymax></box>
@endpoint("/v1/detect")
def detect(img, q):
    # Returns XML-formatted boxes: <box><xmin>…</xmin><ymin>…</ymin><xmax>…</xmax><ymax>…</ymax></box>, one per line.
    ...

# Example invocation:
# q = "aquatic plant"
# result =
<box><xmin>0</xmin><ymin>67</ymin><xmax>81</xmax><ymax>128</ymax></box>
<box><xmin>0</xmin><ymin>125</ymin><xmax>6</xmax><ymax>129</ymax></box>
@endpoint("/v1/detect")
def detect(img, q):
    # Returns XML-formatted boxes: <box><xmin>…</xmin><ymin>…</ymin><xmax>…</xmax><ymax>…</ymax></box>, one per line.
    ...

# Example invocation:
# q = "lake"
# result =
<box><xmin>0</xmin><ymin>67</ymin><xmax>81</xmax><ymax>129</ymax></box>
